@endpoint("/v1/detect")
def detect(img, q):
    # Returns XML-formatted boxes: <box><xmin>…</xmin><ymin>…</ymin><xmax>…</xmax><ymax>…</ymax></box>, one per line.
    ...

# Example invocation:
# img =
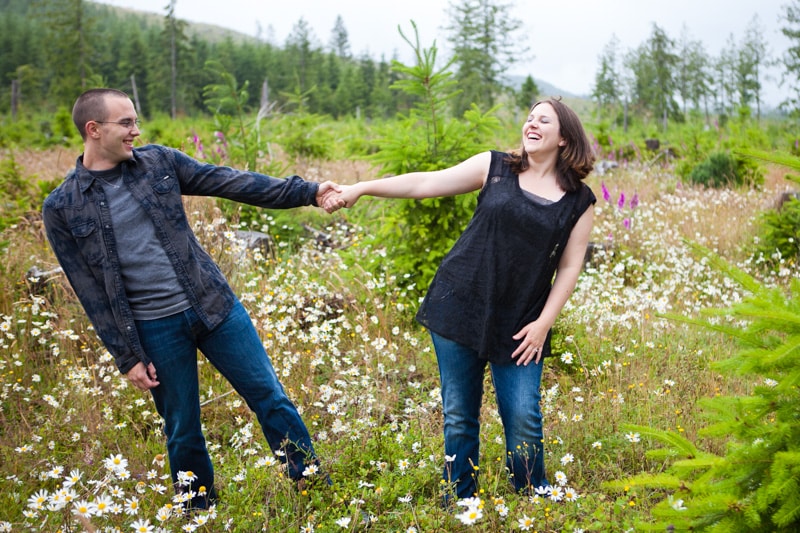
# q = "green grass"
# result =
<box><xmin>0</xmin><ymin>154</ymin><xmax>795</xmax><ymax>532</ymax></box>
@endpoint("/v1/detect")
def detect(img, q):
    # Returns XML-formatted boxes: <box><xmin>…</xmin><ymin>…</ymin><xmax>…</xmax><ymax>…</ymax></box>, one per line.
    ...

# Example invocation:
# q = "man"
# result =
<box><xmin>42</xmin><ymin>88</ymin><xmax>342</xmax><ymax>509</ymax></box>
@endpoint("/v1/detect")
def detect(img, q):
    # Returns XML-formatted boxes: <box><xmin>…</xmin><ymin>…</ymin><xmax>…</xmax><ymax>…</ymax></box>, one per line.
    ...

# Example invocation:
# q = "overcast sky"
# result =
<box><xmin>98</xmin><ymin>0</ymin><xmax>792</xmax><ymax>108</ymax></box>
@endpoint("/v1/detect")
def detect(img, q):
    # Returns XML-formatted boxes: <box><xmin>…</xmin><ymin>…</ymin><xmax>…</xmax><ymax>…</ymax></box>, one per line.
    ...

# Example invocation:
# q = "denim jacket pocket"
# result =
<box><xmin>151</xmin><ymin>173</ymin><xmax>185</xmax><ymax>222</ymax></box>
<box><xmin>152</xmin><ymin>173</ymin><xmax>177</xmax><ymax>194</ymax></box>
<box><xmin>69</xmin><ymin>219</ymin><xmax>105</xmax><ymax>266</ymax></box>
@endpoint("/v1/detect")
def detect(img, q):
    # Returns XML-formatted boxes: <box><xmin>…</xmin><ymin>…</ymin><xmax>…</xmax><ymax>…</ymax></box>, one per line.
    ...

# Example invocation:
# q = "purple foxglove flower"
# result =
<box><xmin>602</xmin><ymin>182</ymin><xmax>611</xmax><ymax>202</ymax></box>
<box><xmin>623</xmin><ymin>218</ymin><xmax>631</xmax><ymax>230</ymax></box>
<box><xmin>617</xmin><ymin>192</ymin><xmax>625</xmax><ymax>210</ymax></box>
<box><xmin>630</xmin><ymin>193</ymin><xmax>639</xmax><ymax>210</ymax></box>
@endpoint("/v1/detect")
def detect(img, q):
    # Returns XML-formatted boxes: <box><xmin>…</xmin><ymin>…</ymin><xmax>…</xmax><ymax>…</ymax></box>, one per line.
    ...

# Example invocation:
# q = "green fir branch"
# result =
<box><xmin>621</xmin><ymin>423</ymin><xmax>700</xmax><ymax>458</ymax></box>
<box><xmin>617</xmin><ymin>234</ymin><xmax>800</xmax><ymax>531</ymax></box>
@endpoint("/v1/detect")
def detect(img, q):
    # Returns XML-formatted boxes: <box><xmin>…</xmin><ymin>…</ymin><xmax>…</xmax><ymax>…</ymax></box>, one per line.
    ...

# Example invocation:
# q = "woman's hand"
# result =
<box><xmin>336</xmin><ymin>184</ymin><xmax>363</xmax><ymax>208</ymax></box>
<box><xmin>511</xmin><ymin>320</ymin><xmax>548</xmax><ymax>366</ymax></box>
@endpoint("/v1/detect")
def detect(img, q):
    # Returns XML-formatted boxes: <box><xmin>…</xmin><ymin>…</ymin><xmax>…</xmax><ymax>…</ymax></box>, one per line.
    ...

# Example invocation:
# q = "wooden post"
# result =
<box><xmin>11</xmin><ymin>79</ymin><xmax>20</xmax><ymax>121</ymax></box>
<box><xmin>260</xmin><ymin>79</ymin><xmax>269</xmax><ymax>111</ymax></box>
<box><xmin>130</xmin><ymin>74</ymin><xmax>142</xmax><ymax>116</ymax></box>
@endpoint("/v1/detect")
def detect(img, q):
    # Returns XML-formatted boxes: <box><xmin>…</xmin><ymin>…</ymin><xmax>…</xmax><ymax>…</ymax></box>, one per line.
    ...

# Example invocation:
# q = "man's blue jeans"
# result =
<box><xmin>135</xmin><ymin>300</ymin><xmax>317</xmax><ymax>508</ymax></box>
<box><xmin>431</xmin><ymin>331</ymin><xmax>548</xmax><ymax>500</ymax></box>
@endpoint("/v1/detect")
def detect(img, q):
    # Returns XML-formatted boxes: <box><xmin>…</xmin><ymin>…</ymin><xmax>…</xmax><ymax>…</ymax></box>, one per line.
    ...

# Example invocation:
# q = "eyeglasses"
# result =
<box><xmin>94</xmin><ymin>119</ymin><xmax>142</xmax><ymax>129</ymax></box>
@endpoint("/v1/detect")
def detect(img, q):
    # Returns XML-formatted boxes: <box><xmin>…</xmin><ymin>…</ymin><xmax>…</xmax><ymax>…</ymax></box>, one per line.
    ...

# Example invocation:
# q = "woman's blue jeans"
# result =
<box><xmin>431</xmin><ymin>331</ymin><xmax>548</xmax><ymax>500</ymax></box>
<box><xmin>135</xmin><ymin>300</ymin><xmax>317</xmax><ymax>508</ymax></box>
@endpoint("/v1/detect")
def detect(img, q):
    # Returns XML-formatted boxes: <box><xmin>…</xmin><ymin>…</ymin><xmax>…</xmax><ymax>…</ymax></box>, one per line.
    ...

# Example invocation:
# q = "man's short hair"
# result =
<box><xmin>72</xmin><ymin>88</ymin><xmax>130</xmax><ymax>140</ymax></box>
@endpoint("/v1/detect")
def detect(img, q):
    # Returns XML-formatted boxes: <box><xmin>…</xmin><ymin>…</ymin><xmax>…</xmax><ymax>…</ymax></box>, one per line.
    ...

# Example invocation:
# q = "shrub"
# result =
<box><xmin>277</xmin><ymin>113</ymin><xmax>333</xmax><ymax>162</ymax></box>
<box><xmin>354</xmin><ymin>23</ymin><xmax>501</xmax><ymax>294</ymax></box>
<box><xmin>756</xmin><ymin>195</ymin><xmax>800</xmax><ymax>266</ymax></box>
<box><xmin>687</xmin><ymin>150</ymin><xmax>762</xmax><ymax>189</ymax></box>
<box><xmin>0</xmin><ymin>151</ymin><xmax>36</xmax><ymax>230</ymax></box>
<box><xmin>748</xmin><ymin>149</ymin><xmax>800</xmax><ymax>268</ymax></box>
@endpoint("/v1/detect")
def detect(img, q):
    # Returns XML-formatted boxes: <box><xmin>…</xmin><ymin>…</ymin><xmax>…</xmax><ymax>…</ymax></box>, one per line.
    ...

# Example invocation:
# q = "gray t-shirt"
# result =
<box><xmin>90</xmin><ymin>166</ymin><xmax>190</xmax><ymax>320</ymax></box>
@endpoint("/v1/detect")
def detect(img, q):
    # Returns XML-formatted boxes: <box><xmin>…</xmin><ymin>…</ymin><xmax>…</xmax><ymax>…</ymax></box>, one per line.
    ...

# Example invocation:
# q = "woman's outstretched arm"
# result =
<box><xmin>338</xmin><ymin>151</ymin><xmax>491</xmax><ymax>208</ymax></box>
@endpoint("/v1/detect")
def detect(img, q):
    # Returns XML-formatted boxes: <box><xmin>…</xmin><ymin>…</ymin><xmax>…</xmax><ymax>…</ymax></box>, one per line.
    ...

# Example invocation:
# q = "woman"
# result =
<box><xmin>337</xmin><ymin>98</ymin><xmax>596</xmax><ymax>500</ymax></box>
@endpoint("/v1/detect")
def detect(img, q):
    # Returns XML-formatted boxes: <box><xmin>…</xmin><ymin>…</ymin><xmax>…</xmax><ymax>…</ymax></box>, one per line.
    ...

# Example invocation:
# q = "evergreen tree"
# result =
<box><xmin>593</xmin><ymin>35</ymin><xmax>622</xmax><ymax>120</ymax></box>
<box><xmin>675</xmin><ymin>26</ymin><xmax>711</xmax><ymax>119</ymax></box>
<box><xmin>444</xmin><ymin>0</ymin><xmax>526</xmax><ymax>114</ymax></box>
<box><xmin>329</xmin><ymin>15</ymin><xmax>351</xmax><ymax>59</ymax></box>
<box><xmin>779</xmin><ymin>0</ymin><xmax>800</xmax><ymax>114</ymax></box>
<box><xmin>368</xmin><ymin>57</ymin><xmax>400</xmax><ymax>119</ymax></box>
<box><xmin>165</xmin><ymin>0</ymin><xmax>186</xmax><ymax>118</ymax></box>
<box><xmin>647</xmin><ymin>24</ymin><xmax>680</xmax><ymax>129</ymax></box>
<box><xmin>145</xmin><ymin>1</ymin><xmax>190</xmax><ymax>116</ymax></box>
<box><xmin>713</xmin><ymin>36</ymin><xmax>738</xmax><ymax>116</ymax></box>
<box><xmin>284</xmin><ymin>18</ymin><xmax>320</xmax><ymax>96</ymax></box>
<box><xmin>736</xmin><ymin>15</ymin><xmax>770</xmax><ymax>120</ymax></box>
<box><xmin>625</xmin><ymin>24</ymin><xmax>679</xmax><ymax>130</ymax></box>
<box><xmin>182</xmin><ymin>35</ymin><xmax>215</xmax><ymax>113</ymax></box>
<box><xmin>332</xmin><ymin>62</ymin><xmax>363</xmax><ymax>117</ymax></box>
<box><xmin>365</xmin><ymin>22</ymin><xmax>501</xmax><ymax>291</ymax></box>
<box><xmin>320</xmin><ymin>53</ymin><xmax>342</xmax><ymax>116</ymax></box>
<box><xmin>34</xmin><ymin>0</ymin><xmax>97</xmax><ymax>102</ymax></box>
<box><xmin>517</xmin><ymin>75</ymin><xmax>540</xmax><ymax>111</ymax></box>
<box><xmin>107</xmin><ymin>22</ymin><xmax>151</xmax><ymax>115</ymax></box>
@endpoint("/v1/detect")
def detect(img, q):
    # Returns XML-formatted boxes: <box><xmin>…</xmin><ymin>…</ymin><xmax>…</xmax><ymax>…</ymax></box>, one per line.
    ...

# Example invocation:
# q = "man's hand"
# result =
<box><xmin>126</xmin><ymin>362</ymin><xmax>160</xmax><ymax>391</ymax></box>
<box><xmin>316</xmin><ymin>181</ymin><xmax>345</xmax><ymax>213</ymax></box>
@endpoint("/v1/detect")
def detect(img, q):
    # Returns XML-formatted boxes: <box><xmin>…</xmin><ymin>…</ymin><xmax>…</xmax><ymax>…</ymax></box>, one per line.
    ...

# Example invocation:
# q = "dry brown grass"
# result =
<box><xmin>584</xmin><ymin>162</ymin><xmax>796</xmax><ymax>260</ymax></box>
<box><xmin>5</xmin><ymin>146</ymin><xmax>378</xmax><ymax>187</ymax></box>
<box><xmin>291</xmin><ymin>158</ymin><xmax>378</xmax><ymax>185</ymax></box>
<box><xmin>2</xmin><ymin>146</ymin><xmax>75</xmax><ymax>182</ymax></box>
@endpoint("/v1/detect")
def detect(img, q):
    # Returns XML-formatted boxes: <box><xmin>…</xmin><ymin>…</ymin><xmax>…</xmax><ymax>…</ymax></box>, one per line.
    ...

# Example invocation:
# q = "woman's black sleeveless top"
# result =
<box><xmin>415</xmin><ymin>150</ymin><xmax>596</xmax><ymax>363</ymax></box>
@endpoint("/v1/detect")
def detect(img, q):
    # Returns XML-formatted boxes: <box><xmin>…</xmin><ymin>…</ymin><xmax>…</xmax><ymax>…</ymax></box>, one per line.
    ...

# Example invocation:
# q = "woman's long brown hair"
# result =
<box><xmin>506</xmin><ymin>97</ymin><xmax>595</xmax><ymax>192</ymax></box>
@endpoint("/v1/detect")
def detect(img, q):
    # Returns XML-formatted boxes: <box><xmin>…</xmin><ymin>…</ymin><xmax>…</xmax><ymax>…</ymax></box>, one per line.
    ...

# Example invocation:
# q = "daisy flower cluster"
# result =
<box><xmin>568</xmin><ymin>168</ymin><xmax>794</xmax><ymax>337</ymax></box>
<box><xmin>2</xmin><ymin>162</ymin><xmax>797</xmax><ymax>530</ymax></box>
<box><xmin>20</xmin><ymin>452</ymin><xmax>216</xmax><ymax>531</ymax></box>
<box><xmin>450</xmin><ymin>468</ymin><xmax>582</xmax><ymax>528</ymax></box>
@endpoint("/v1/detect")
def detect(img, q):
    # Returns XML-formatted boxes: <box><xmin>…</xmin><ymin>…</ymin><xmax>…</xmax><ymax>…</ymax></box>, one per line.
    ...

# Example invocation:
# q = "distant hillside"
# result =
<box><xmin>505</xmin><ymin>74</ymin><xmax>583</xmax><ymax>99</ymax></box>
<box><xmin>96</xmin><ymin>2</ymin><xmax>259</xmax><ymax>44</ymax></box>
<box><xmin>536</xmin><ymin>78</ymin><xmax>582</xmax><ymax>100</ymax></box>
<box><xmin>100</xmin><ymin>2</ymin><xmax>580</xmax><ymax>103</ymax></box>
<box><xmin>504</xmin><ymin>74</ymin><xmax>592</xmax><ymax>116</ymax></box>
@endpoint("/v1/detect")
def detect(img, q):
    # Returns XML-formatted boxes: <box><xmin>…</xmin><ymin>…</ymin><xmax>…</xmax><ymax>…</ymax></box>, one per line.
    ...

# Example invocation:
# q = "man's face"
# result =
<box><xmin>88</xmin><ymin>96</ymin><xmax>140</xmax><ymax>170</ymax></box>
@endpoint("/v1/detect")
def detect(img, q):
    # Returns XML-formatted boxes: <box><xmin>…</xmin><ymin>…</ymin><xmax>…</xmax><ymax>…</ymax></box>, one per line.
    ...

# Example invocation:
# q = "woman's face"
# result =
<box><xmin>521</xmin><ymin>102</ymin><xmax>566</xmax><ymax>159</ymax></box>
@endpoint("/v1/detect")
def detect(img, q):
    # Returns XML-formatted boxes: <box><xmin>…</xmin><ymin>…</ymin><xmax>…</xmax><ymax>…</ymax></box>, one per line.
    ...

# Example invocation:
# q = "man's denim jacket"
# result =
<box><xmin>42</xmin><ymin>144</ymin><xmax>320</xmax><ymax>374</ymax></box>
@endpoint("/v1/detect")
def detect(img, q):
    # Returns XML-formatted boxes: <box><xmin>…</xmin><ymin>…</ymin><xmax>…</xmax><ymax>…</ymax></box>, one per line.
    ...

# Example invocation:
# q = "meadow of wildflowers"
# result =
<box><xmin>0</xmin><ymin>154</ymin><xmax>796</xmax><ymax>532</ymax></box>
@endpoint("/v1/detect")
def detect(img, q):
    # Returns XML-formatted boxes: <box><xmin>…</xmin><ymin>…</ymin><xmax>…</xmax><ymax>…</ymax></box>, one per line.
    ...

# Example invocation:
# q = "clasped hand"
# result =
<box><xmin>317</xmin><ymin>183</ymin><xmax>358</xmax><ymax>213</ymax></box>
